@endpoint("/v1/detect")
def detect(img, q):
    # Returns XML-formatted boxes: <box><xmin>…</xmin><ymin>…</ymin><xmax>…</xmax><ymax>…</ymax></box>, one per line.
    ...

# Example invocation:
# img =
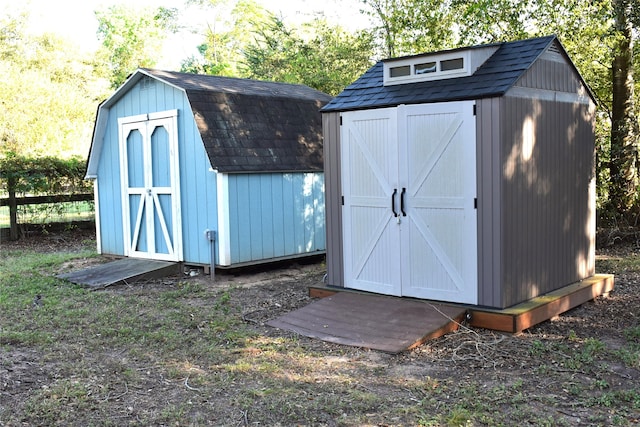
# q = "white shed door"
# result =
<box><xmin>341</xmin><ymin>101</ymin><xmax>477</xmax><ymax>304</ymax></box>
<box><xmin>341</xmin><ymin>108</ymin><xmax>402</xmax><ymax>296</ymax></box>
<box><xmin>119</xmin><ymin>110</ymin><xmax>182</xmax><ymax>262</ymax></box>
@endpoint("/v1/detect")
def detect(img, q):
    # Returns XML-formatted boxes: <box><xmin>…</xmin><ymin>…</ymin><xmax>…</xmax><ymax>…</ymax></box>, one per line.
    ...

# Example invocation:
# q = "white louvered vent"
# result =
<box><xmin>383</xmin><ymin>46</ymin><xmax>499</xmax><ymax>86</ymax></box>
<box><xmin>140</xmin><ymin>76</ymin><xmax>154</xmax><ymax>90</ymax></box>
<box><xmin>547</xmin><ymin>43</ymin><xmax>561</xmax><ymax>54</ymax></box>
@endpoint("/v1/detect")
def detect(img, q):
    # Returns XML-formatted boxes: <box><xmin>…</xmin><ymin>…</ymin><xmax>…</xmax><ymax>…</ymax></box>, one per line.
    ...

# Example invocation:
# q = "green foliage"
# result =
<box><xmin>0</xmin><ymin>9</ymin><xmax>26</xmax><ymax>60</ymax></box>
<box><xmin>182</xmin><ymin>0</ymin><xmax>272</xmax><ymax>77</ymax></box>
<box><xmin>183</xmin><ymin>1</ymin><xmax>374</xmax><ymax>95</ymax></box>
<box><xmin>243</xmin><ymin>17</ymin><xmax>375</xmax><ymax>95</ymax></box>
<box><xmin>361</xmin><ymin>0</ymin><xmax>458</xmax><ymax>57</ymax></box>
<box><xmin>0</xmin><ymin>11</ymin><xmax>105</xmax><ymax>158</ymax></box>
<box><xmin>95</xmin><ymin>5</ymin><xmax>179</xmax><ymax>89</ymax></box>
<box><xmin>0</xmin><ymin>154</ymin><xmax>91</xmax><ymax>196</ymax></box>
<box><xmin>1</xmin><ymin>0</ymin><xmax>638</xmax><ymax>220</ymax></box>
<box><xmin>452</xmin><ymin>0</ymin><xmax>531</xmax><ymax>45</ymax></box>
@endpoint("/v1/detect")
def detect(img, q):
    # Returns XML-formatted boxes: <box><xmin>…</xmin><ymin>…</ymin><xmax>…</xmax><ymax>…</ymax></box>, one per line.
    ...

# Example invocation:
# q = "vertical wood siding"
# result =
<box><xmin>226</xmin><ymin>172</ymin><xmax>325</xmax><ymax>264</ymax></box>
<box><xmin>516</xmin><ymin>50</ymin><xmax>582</xmax><ymax>94</ymax></box>
<box><xmin>322</xmin><ymin>112</ymin><xmax>344</xmax><ymax>287</ymax></box>
<box><xmin>96</xmin><ymin>78</ymin><xmax>218</xmax><ymax>264</ymax></box>
<box><xmin>476</xmin><ymin>98</ymin><xmax>503</xmax><ymax>307</ymax></box>
<box><xmin>498</xmin><ymin>96</ymin><xmax>595</xmax><ymax>307</ymax></box>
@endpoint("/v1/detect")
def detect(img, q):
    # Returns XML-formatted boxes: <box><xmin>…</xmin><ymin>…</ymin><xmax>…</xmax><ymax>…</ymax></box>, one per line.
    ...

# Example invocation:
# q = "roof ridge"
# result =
<box><xmin>142</xmin><ymin>68</ymin><xmax>322</xmax><ymax>90</ymax></box>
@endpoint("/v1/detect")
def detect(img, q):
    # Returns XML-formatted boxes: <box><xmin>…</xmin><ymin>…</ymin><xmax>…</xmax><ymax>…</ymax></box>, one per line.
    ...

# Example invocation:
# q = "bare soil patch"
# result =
<box><xmin>1</xmin><ymin>229</ymin><xmax>639</xmax><ymax>426</ymax></box>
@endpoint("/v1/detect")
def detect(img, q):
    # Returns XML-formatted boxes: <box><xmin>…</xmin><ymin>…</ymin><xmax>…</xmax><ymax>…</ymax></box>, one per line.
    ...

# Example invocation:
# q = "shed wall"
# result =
<box><xmin>498</xmin><ymin>95</ymin><xmax>595</xmax><ymax>308</ymax></box>
<box><xmin>96</xmin><ymin>78</ymin><xmax>218</xmax><ymax>264</ymax></box>
<box><xmin>516</xmin><ymin>47</ymin><xmax>584</xmax><ymax>94</ymax></box>
<box><xmin>225</xmin><ymin>172</ymin><xmax>325</xmax><ymax>265</ymax></box>
<box><xmin>322</xmin><ymin>112</ymin><xmax>344</xmax><ymax>287</ymax></box>
<box><xmin>476</xmin><ymin>97</ymin><xmax>503</xmax><ymax>307</ymax></box>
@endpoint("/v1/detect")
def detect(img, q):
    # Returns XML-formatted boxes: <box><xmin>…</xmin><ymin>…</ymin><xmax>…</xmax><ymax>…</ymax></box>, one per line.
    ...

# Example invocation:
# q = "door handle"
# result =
<box><xmin>391</xmin><ymin>188</ymin><xmax>398</xmax><ymax>217</ymax></box>
<box><xmin>400</xmin><ymin>187</ymin><xmax>407</xmax><ymax>216</ymax></box>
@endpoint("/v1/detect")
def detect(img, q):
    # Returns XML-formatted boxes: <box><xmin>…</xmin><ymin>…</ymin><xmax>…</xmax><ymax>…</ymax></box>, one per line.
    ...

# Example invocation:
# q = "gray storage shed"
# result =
<box><xmin>321</xmin><ymin>35</ymin><xmax>597</xmax><ymax>309</ymax></box>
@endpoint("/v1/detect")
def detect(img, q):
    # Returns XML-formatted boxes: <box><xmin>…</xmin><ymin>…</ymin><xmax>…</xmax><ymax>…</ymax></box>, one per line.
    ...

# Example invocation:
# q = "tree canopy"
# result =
<box><xmin>242</xmin><ymin>17</ymin><xmax>375</xmax><ymax>96</ymax></box>
<box><xmin>0</xmin><ymin>11</ymin><xmax>106</xmax><ymax>159</ymax></box>
<box><xmin>95</xmin><ymin>4</ymin><xmax>179</xmax><ymax>89</ymax></box>
<box><xmin>1</xmin><ymin>0</ymin><xmax>639</xmax><ymax>223</ymax></box>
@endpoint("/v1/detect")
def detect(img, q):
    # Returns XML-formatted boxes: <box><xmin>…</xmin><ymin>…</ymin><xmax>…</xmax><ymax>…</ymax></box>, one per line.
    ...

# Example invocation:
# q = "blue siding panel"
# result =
<box><xmin>96</xmin><ymin>112</ymin><xmax>124</xmax><ymax>256</ymax></box>
<box><xmin>249</xmin><ymin>176</ymin><xmax>264</xmax><ymax>260</ymax></box>
<box><xmin>270</xmin><ymin>174</ymin><xmax>286</xmax><ymax>256</ymax></box>
<box><xmin>281</xmin><ymin>174</ymin><xmax>295</xmax><ymax>255</ymax></box>
<box><xmin>292</xmin><ymin>174</ymin><xmax>305</xmax><ymax>253</ymax></box>
<box><xmin>226</xmin><ymin>172</ymin><xmax>326</xmax><ymax>264</ymax></box>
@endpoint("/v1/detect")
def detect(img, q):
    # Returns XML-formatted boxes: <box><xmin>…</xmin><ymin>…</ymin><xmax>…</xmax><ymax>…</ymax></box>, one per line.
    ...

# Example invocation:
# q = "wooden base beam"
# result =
<box><xmin>469</xmin><ymin>274</ymin><xmax>614</xmax><ymax>333</ymax></box>
<box><xmin>309</xmin><ymin>274</ymin><xmax>615</xmax><ymax>334</ymax></box>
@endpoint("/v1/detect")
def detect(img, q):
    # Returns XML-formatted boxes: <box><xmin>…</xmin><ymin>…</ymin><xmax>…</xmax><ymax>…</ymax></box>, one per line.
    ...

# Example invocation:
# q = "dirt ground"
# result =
<box><xmin>1</xmin><ymin>229</ymin><xmax>639</xmax><ymax>426</ymax></box>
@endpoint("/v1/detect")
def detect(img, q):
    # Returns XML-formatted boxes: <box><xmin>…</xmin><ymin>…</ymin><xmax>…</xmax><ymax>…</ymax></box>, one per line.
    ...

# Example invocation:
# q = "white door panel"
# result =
<box><xmin>400</xmin><ymin>102</ymin><xmax>477</xmax><ymax>303</ymax></box>
<box><xmin>341</xmin><ymin>108</ymin><xmax>401</xmax><ymax>296</ymax></box>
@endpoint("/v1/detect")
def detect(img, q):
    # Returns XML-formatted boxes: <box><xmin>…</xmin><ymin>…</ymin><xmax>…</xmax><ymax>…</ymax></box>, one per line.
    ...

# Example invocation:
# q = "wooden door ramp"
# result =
<box><xmin>57</xmin><ymin>258</ymin><xmax>179</xmax><ymax>289</ymax></box>
<box><xmin>267</xmin><ymin>292</ymin><xmax>467</xmax><ymax>354</ymax></box>
<box><xmin>293</xmin><ymin>274</ymin><xmax>615</xmax><ymax>350</ymax></box>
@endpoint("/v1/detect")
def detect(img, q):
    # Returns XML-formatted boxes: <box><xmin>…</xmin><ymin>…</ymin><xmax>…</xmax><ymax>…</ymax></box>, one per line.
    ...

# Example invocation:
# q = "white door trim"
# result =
<box><xmin>119</xmin><ymin>110</ymin><xmax>182</xmax><ymax>261</ymax></box>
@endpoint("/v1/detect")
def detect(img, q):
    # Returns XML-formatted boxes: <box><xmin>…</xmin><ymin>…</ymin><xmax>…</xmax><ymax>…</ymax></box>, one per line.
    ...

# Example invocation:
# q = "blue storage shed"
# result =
<box><xmin>86</xmin><ymin>68</ymin><xmax>331</xmax><ymax>267</ymax></box>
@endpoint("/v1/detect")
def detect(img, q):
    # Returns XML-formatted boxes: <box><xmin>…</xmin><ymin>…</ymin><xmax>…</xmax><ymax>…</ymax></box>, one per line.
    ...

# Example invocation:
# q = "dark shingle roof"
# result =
<box><xmin>321</xmin><ymin>35</ymin><xmax>557</xmax><ymax>112</ymax></box>
<box><xmin>142</xmin><ymin>69</ymin><xmax>332</xmax><ymax>173</ymax></box>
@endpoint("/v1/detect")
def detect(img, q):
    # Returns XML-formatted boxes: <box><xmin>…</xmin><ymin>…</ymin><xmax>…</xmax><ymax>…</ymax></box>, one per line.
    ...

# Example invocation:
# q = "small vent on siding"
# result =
<box><xmin>547</xmin><ymin>43</ymin><xmax>561</xmax><ymax>55</ymax></box>
<box><xmin>140</xmin><ymin>76</ymin><xmax>154</xmax><ymax>90</ymax></box>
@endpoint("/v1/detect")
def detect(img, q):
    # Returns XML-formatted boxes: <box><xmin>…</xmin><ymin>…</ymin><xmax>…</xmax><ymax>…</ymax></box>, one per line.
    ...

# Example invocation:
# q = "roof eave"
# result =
<box><xmin>85</xmin><ymin>101</ymin><xmax>108</xmax><ymax>179</ymax></box>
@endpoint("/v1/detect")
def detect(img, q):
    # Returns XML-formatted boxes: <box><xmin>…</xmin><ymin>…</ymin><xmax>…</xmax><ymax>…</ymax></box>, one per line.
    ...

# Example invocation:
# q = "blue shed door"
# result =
<box><xmin>118</xmin><ymin>110</ymin><xmax>182</xmax><ymax>261</ymax></box>
<box><xmin>341</xmin><ymin>101</ymin><xmax>477</xmax><ymax>304</ymax></box>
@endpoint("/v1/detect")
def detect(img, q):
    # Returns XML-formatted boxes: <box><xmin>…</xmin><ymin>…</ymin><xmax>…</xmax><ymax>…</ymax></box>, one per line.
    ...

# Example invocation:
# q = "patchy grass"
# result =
<box><xmin>1</xmin><ymin>235</ymin><xmax>639</xmax><ymax>426</ymax></box>
<box><xmin>596</xmin><ymin>250</ymin><xmax>640</xmax><ymax>273</ymax></box>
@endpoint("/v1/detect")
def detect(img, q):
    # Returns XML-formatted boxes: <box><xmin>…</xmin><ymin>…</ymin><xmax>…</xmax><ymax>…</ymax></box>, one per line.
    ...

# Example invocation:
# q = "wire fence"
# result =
<box><xmin>0</xmin><ymin>195</ymin><xmax>94</xmax><ymax>238</ymax></box>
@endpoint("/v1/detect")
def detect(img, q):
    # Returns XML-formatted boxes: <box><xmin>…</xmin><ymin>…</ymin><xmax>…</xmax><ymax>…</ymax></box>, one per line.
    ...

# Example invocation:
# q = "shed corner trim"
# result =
<box><xmin>216</xmin><ymin>173</ymin><xmax>232</xmax><ymax>266</ymax></box>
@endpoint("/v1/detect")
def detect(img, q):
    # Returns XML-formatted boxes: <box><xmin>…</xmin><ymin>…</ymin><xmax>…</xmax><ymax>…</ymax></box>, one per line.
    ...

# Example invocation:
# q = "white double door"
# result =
<box><xmin>119</xmin><ymin>110</ymin><xmax>182</xmax><ymax>262</ymax></box>
<box><xmin>340</xmin><ymin>101</ymin><xmax>477</xmax><ymax>304</ymax></box>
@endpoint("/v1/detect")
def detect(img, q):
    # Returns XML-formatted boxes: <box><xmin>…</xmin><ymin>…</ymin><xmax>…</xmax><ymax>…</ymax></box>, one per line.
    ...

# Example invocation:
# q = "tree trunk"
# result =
<box><xmin>610</xmin><ymin>0</ymin><xmax>638</xmax><ymax>216</ymax></box>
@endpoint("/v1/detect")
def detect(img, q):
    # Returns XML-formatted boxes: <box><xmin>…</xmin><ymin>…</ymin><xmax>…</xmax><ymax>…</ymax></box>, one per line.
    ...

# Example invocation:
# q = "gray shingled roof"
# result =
<box><xmin>322</xmin><ymin>35</ymin><xmax>560</xmax><ymax>112</ymax></box>
<box><xmin>143</xmin><ymin>69</ymin><xmax>333</xmax><ymax>173</ymax></box>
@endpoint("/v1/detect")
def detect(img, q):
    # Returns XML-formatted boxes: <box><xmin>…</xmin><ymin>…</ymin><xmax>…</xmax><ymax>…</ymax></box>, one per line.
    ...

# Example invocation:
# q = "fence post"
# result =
<box><xmin>7</xmin><ymin>176</ymin><xmax>18</xmax><ymax>240</ymax></box>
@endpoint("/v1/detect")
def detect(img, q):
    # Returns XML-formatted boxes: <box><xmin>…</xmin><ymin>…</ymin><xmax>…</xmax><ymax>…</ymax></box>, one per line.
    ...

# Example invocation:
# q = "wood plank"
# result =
<box><xmin>309</xmin><ymin>286</ymin><xmax>338</xmax><ymax>299</ymax></box>
<box><xmin>469</xmin><ymin>274</ymin><xmax>614</xmax><ymax>333</ymax></box>
<box><xmin>57</xmin><ymin>258</ymin><xmax>179</xmax><ymax>289</ymax></box>
<box><xmin>0</xmin><ymin>193</ymin><xmax>93</xmax><ymax>207</ymax></box>
<box><xmin>267</xmin><ymin>292</ymin><xmax>466</xmax><ymax>353</ymax></box>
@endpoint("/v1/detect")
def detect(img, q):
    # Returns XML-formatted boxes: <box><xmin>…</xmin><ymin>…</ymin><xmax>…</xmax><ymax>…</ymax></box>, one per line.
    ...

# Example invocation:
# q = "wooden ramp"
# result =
<box><xmin>57</xmin><ymin>258</ymin><xmax>179</xmax><ymax>289</ymax></box>
<box><xmin>267</xmin><ymin>292</ymin><xmax>467</xmax><ymax>353</ymax></box>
